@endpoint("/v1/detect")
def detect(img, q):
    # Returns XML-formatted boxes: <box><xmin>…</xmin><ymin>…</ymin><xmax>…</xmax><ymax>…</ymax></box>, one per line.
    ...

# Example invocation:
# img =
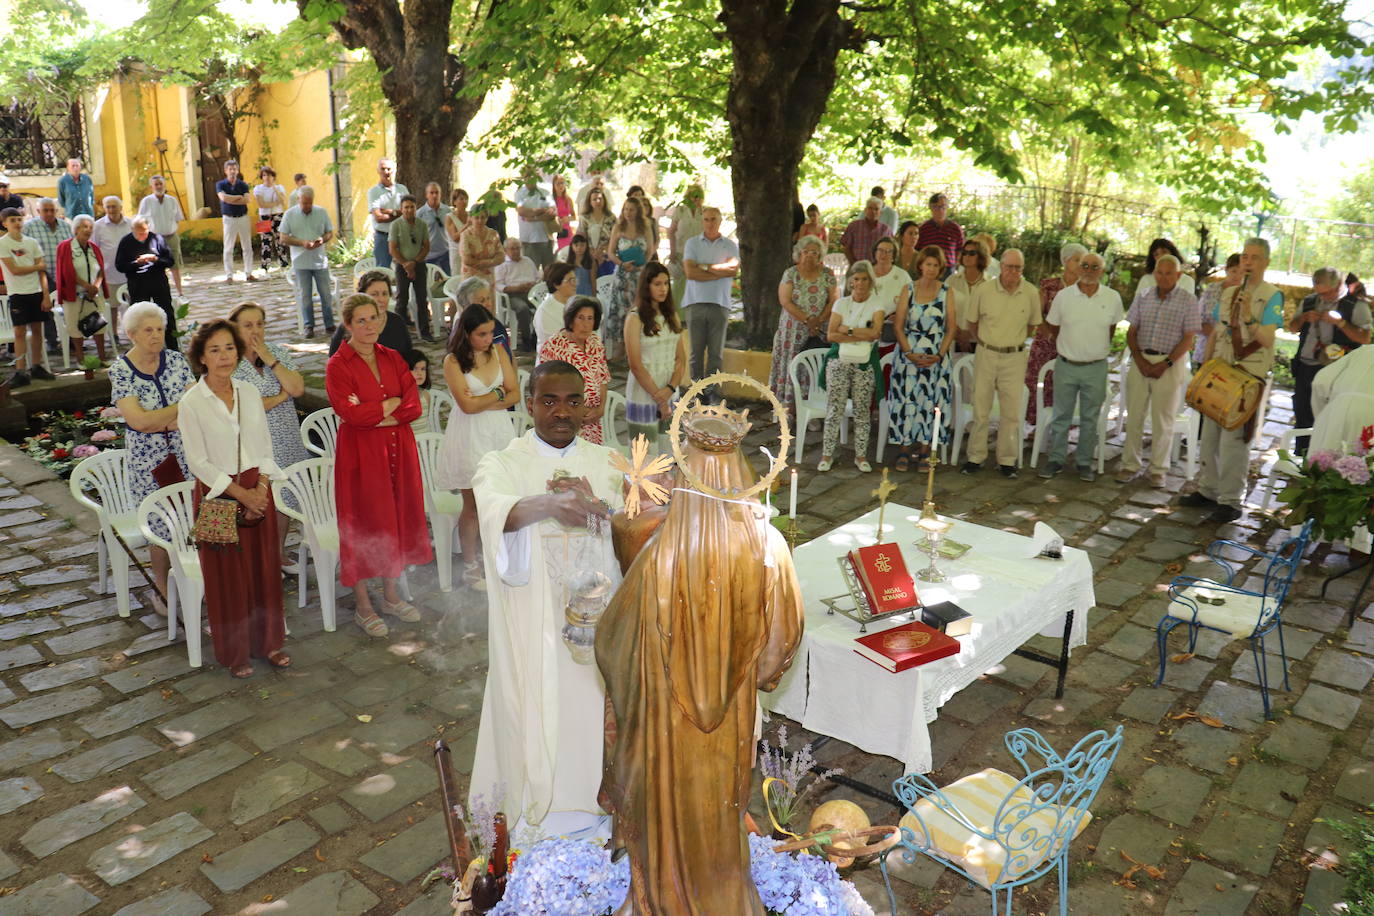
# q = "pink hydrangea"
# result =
<box><xmin>1308</xmin><ymin>450</ymin><xmax>1339</xmax><ymax>471</ymax></box>
<box><xmin>99</xmin><ymin>406</ymin><xmax>122</xmax><ymax>419</ymax></box>
<box><xmin>71</xmin><ymin>444</ymin><xmax>99</xmax><ymax>459</ymax></box>
<box><xmin>90</xmin><ymin>429</ymin><xmax>117</xmax><ymax>442</ymax></box>
<box><xmin>1334</xmin><ymin>455</ymin><xmax>1372</xmax><ymax>486</ymax></box>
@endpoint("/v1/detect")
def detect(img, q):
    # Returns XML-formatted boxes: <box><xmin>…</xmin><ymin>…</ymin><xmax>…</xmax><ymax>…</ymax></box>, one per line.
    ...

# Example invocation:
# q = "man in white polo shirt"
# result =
<box><xmin>138</xmin><ymin>175</ymin><xmax>186</xmax><ymax>299</ymax></box>
<box><xmin>92</xmin><ymin>197</ymin><xmax>133</xmax><ymax>318</ymax></box>
<box><xmin>366</xmin><ymin>158</ymin><xmax>408</xmax><ymax>269</ymax></box>
<box><xmin>681</xmin><ymin>206</ymin><xmax>739</xmax><ymax>394</ymax></box>
<box><xmin>514</xmin><ymin>169</ymin><xmax>556</xmax><ymax>270</ymax></box>
<box><xmin>1039</xmin><ymin>251</ymin><xmax>1123</xmax><ymax>482</ymax></box>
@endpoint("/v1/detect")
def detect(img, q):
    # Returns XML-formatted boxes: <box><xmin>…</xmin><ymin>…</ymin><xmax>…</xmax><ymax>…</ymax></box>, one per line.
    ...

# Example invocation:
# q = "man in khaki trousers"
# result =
<box><xmin>1118</xmin><ymin>255</ymin><xmax>1200</xmax><ymax>487</ymax></box>
<box><xmin>962</xmin><ymin>249</ymin><xmax>1040</xmax><ymax>478</ymax></box>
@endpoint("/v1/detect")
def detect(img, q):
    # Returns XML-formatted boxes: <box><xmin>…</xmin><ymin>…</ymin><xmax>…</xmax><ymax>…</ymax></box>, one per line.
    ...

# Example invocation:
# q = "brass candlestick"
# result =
<box><xmin>779</xmin><ymin>516</ymin><xmax>806</xmax><ymax>552</ymax></box>
<box><xmin>870</xmin><ymin>468</ymin><xmax>898</xmax><ymax>544</ymax></box>
<box><xmin>915</xmin><ymin>454</ymin><xmax>952</xmax><ymax>581</ymax></box>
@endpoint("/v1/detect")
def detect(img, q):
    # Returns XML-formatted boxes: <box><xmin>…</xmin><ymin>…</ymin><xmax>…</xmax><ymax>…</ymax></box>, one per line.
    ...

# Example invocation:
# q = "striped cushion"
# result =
<box><xmin>898</xmin><ymin>768</ymin><xmax>1091</xmax><ymax>887</ymax></box>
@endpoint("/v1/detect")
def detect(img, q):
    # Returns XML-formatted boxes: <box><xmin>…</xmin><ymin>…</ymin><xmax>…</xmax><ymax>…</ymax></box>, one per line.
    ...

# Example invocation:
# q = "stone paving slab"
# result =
<box><xmin>0</xmin><ymin>728</ymin><xmax>80</xmax><ymax>773</ymax></box>
<box><xmin>170</xmin><ymin>670</ymin><xmax>238</xmax><ymax>703</ymax></box>
<box><xmin>200</xmin><ymin>819</ymin><xmax>320</xmax><ymax>893</ymax></box>
<box><xmin>0</xmin><ymin>775</ymin><xmax>44</xmax><ymax>816</ymax></box>
<box><xmin>1131</xmin><ymin>765</ymin><xmax>1213</xmax><ymax>827</ymax></box>
<box><xmin>1302</xmin><ymin>867</ymin><xmax>1348</xmax><ymax>916</ymax></box>
<box><xmin>340</xmin><ymin>757</ymin><xmax>439</xmax><ymax>822</ymax></box>
<box><xmin>0</xmin><ymin>617</ymin><xmax>62</xmax><ymax>640</ymax></box>
<box><xmin>309</xmin><ymin>800</ymin><xmax>353</xmax><ymax>833</ymax></box>
<box><xmin>3</xmin><ymin>588</ymin><xmax>89</xmax><ymax>616</ymax></box>
<box><xmin>1293</xmin><ymin>683</ymin><xmax>1362</xmax><ymax>730</ymax></box>
<box><xmin>1100</xmin><ymin>623</ymin><xmax>1157</xmax><ymax>661</ymax></box>
<box><xmin>154</xmin><ymin>696</ymin><xmax>255</xmax><ymax>747</ymax></box>
<box><xmin>1197</xmin><ymin>809</ymin><xmax>1286</xmax><ymax>876</ymax></box>
<box><xmin>1117</xmin><ymin>685</ymin><xmax>1178</xmax><ymax>723</ymax></box>
<box><xmin>1160</xmin><ymin>656</ymin><xmax>1216</xmax><ymax>692</ymax></box>
<box><xmin>228</xmin><ymin>760</ymin><xmax>328</xmax><ymax>825</ymax></box>
<box><xmin>299</xmin><ymin>736</ymin><xmax>376</xmax><ymax>776</ymax></box>
<box><xmin>20</xmin><ymin>785</ymin><xmax>147</xmax><ymax>858</ymax></box>
<box><xmin>140</xmin><ymin>742</ymin><xmax>254</xmax><ymax>800</ymax></box>
<box><xmin>1163</xmin><ymin>861</ymin><xmax>1259</xmax><ymax>915</ymax></box>
<box><xmin>1309</xmin><ymin>649</ymin><xmax>1374</xmax><ymax>691</ymax></box>
<box><xmin>0</xmin><ymin>872</ymin><xmax>101</xmax><ymax>915</ymax></box>
<box><xmin>1092</xmin><ymin>813</ymin><xmax>1179</xmax><ymax>874</ymax></box>
<box><xmin>17</xmin><ymin>657</ymin><xmax>107</xmax><ymax>692</ymax></box>
<box><xmin>0</xmin><ymin>685</ymin><xmax>104</xmax><ymax>728</ymax></box>
<box><xmin>1194</xmin><ymin>681</ymin><xmax>1266</xmax><ymax>731</ymax></box>
<box><xmin>1345</xmin><ymin>620</ymin><xmax>1374</xmax><ymax>655</ymax></box>
<box><xmin>242</xmin><ymin>699</ymin><xmax>348</xmax><ymax>751</ymax></box>
<box><xmin>358</xmin><ymin>811</ymin><xmax>448</xmax><ymax>882</ymax></box>
<box><xmin>87</xmin><ymin>811</ymin><xmax>214</xmax><ymax>886</ymax></box>
<box><xmin>0</xmin><ymin>849</ymin><xmax>17</xmax><ymax>881</ymax></box>
<box><xmin>269</xmin><ymin>870</ymin><xmax>380</xmax><ymax>915</ymax></box>
<box><xmin>1333</xmin><ymin>757</ymin><xmax>1373</xmax><ymax>808</ymax></box>
<box><xmin>350</xmin><ymin>710</ymin><xmax>438</xmax><ymax>755</ymax></box>
<box><xmin>109</xmin><ymin>886</ymin><xmax>212</xmax><ymax>916</ymax></box>
<box><xmin>51</xmin><ymin>735</ymin><xmax>162</xmax><ymax>783</ymax></box>
<box><xmin>101</xmin><ymin>654</ymin><xmax>192</xmax><ymax>694</ymax></box>
<box><xmin>394</xmin><ymin>884</ymin><xmax>457</xmax><ymax>916</ymax></box>
<box><xmin>76</xmin><ymin>692</ymin><xmax>176</xmax><ymax>739</ymax></box>
<box><xmin>1227</xmin><ymin>762</ymin><xmax>1307</xmax><ymax>819</ymax></box>
<box><xmin>1259</xmin><ymin>719</ymin><xmax>1333</xmax><ymax>770</ymax></box>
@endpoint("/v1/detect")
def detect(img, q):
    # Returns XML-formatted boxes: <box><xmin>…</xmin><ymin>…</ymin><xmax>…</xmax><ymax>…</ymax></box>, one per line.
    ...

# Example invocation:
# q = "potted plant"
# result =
<box><xmin>81</xmin><ymin>355</ymin><xmax>102</xmax><ymax>381</ymax></box>
<box><xmin>1277</xmin><ymin>425</ymin><xmax>1374</xmax><ymax>543</ymax></box>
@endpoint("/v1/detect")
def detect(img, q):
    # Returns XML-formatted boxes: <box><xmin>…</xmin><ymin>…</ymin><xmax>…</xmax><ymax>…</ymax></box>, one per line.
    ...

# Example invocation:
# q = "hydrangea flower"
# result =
<box><xmin>99</xmin><ymin>405</ymin><xmax>122</xmax><ymax>419</ymax></box>
<box><xmin>72</xmin><ymin>444</ymin><xmax>99</xmax><ymax>459</ymax></box>
<box><xmin>1308</xmin><ymin>450</ymin><xmax>1339</xmax><ymax>471</ymax></box>
<box><xmin>1333</xmin><ymin>455</ymin><xmax>1372</xmax><ymax>486</ymax></box>
<box><xmin>90</xmin><ymin>429</ymin><xmax>117</xmax><ymax>442</ymax></box>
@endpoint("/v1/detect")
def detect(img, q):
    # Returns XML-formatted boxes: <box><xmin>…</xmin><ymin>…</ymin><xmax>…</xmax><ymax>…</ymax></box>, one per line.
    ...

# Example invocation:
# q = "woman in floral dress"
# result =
<box><xmin>604</xmin><ymin>197</ymin><xmax>653</xmax><ymax>360</ymax></box>
<box><xmin>538</xmin><ymin>296</ymin><xmax>611</xmax><ymax>444</ymax></box>
<box><xmin>887</xmin><ymin>247</ymin><xmax>955</xmax><ymax>470</ymax></box>
<box><xmin>1025</xmin><ymin>241</ymin><xmax>1087</xmax><ymax>425</ymax></box>
<box><xmin>229</xmin><ymin>303</ymin><xmax>310</xmax><ymax>571</ymax></box>
<box><xmin>109</xmin><ymin>301</ymin><xmax>195</xmax><ymax>614</ymax></box>
<box><xmin>768</xmin><ymin>235</ymin><xmax>837</xmax><ymax>414</ymax></box>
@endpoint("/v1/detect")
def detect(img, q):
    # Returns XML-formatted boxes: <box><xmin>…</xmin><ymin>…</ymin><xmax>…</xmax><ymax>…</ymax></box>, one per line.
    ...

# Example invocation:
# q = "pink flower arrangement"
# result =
<box><xmin>1334</xmin><ymin>455</ymin><xmax>1372</xmax><ymax>486</ymax></box>
<box><xmin>99</xmin><ymin>406</ymin><xmax>122</xmax><ymax>420</ymax></box>
<box><xmin>90</xmin><ymin>429</ymin><xmax>117</xmax><ymax>442</ymax></box>
<box><xmin>1308</xmin><ymin>450</ymin><xmax>1339</xmax><ymax>471</ymax></box>
<box><xmin>72</xmin><ymin>444</ymin><xmax>99</xmax><ymax>459</ymax></box>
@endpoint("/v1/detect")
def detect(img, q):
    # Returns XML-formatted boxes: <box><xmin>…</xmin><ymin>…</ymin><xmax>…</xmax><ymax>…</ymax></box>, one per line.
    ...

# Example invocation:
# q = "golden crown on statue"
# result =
<box><xmin>682</xmin><ymin>401</ymin><xmax>753</xmax><ymax>452</ymax></box>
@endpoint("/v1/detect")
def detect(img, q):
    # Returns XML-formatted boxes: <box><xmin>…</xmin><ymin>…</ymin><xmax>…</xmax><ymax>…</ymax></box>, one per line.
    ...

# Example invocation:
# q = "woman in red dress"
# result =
<box><xmin>327</xmin><ymin>294</ymin><xmax>432</xmax><ymax>638</ymax></box>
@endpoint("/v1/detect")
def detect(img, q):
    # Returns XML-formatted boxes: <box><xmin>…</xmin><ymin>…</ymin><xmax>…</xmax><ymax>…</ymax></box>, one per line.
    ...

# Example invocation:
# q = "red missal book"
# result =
<box><xmin>853</xmin><ymin>620</ymin><xmax>961</xmax><ymax>673</ymax></box>
<box><xmin>847</xmin><ymin>543</ymin><xmax>919</xmax><ymax>615</ymax></box>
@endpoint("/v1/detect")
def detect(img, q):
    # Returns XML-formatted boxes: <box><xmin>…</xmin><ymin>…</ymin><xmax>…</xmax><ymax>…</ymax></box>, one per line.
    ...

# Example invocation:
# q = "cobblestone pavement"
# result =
<box><xmin>1</xmin><ymin>259</ymin><xmax>1370</xmax><ymax>913</ymax></box>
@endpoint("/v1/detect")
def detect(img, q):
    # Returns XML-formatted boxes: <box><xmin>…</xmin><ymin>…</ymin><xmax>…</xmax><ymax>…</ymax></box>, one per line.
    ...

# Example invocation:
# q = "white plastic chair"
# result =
<box><xmin>950</xmin><ymin>354</ymin><xmax>1029</xmax><ymax>469</ymax></box>
<box><xmin>596</xmin><ymin>274</ymin><xmax>614</xmax><ymax>313</ymax></box>
<box><xmin>0</xmin><ymin>298</ymin><xmax>13</xmax><ymax>352</ymax></box>
<box><xmin>1258</xmin><ymin>427</ymin><xmax>1313</xmax><ymax>510</ymax></box>
<box><xmin>70</xmin><ymin>449</ymin><xmax>146</xmax><ymax>619</ymax></box>
<box><xmin>413</xmin><ymin>432</ymin><xmax>463</xmax><ymax>592</ymax></box>
<box><xmin>426</xmin><ymin>263</ymin><xmax>449</xmax><ymax>335</ymax></box>
<box><xmin>300</xmin><ymin>407</ymin><xmax>341</xmax><ymax>458</ymax></box>
<box><xmin>789</xmin><ymin>349</ymin><xmax>829</xmax><ymax>464</ymax></box>
<box><xmin>272</xmin><ymin>458</ymin><xmax>338</xmax><ymax>632</ymax></box>
<box><xmin>602</xmin><ymin>389</ymin><xmax>629</xmax><ymax>454</ymax></box>
<box><xmin>494</xmin><ymin>290</ymin><xmax>515</xmax><ymax>330</ymax></box>
<box><xmin>511</xmin><ymin>368</ymin><xmax>532</xmax><ymax>431</ymax></box>
<box><xmin>429</xmin><ymin>389</ymin><xmax>457</xmax><ymax>434</ymax></box>
<box><xmin>528</xmin><ymin>281</ymin><xmax>549</xmax><ymax>311</ymax></box>
<box><xmin>352</xmin><ymin>256</ymin><xmax>377</xmax><ymax>283</ymax></box>
<box><xmin>1028</xmin><ymin>359</ymin><xmax>1114</xmax><ymax>473</ymax></box>
<box><xmin>137</xmin><ymin>483</ymin><xmax>205</xmax><ymax>668</ymax></box>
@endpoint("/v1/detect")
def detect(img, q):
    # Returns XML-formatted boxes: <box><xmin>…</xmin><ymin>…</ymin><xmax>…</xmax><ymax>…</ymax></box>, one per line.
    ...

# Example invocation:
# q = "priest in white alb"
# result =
<box><xmin>470</xmin><ymin>360</ymin><xmax>625</xmax><ymax>838</ymax></box>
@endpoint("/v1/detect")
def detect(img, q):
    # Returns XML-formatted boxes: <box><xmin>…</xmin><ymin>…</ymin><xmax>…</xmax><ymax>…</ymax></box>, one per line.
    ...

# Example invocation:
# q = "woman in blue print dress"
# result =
<box><xmin>887</xmin><ymin>246</ymin><xmax>956</xmax><ymax>470</ymax></box>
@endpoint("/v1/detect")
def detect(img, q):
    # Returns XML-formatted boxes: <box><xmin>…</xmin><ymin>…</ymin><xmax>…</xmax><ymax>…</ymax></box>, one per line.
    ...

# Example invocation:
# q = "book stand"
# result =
<box><xmin>822</xmin><ymin>556</ymin><xmax>921</xmax><ymax>633</ymax></box>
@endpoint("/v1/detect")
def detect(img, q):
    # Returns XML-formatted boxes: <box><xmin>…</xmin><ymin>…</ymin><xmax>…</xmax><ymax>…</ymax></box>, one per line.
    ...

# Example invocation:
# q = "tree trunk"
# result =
<box><xmin>721</xmin><ymin>0</ymin><xmax>852</xmax><ymax>350</ymax></box>
<box><xmin>302</xmin><ymin>0</ymin><xmax>490</xmax><ymax>203</ymax></box>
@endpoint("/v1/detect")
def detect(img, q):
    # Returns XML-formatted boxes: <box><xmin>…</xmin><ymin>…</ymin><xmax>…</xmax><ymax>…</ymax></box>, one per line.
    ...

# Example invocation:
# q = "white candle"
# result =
<box><xmin>931</xmin><ymin>407</ymin><xmax>941</xmax><ymax>454</ymax></box>
<box><xmin>789</xmin><ymin>468</ymin><xmax>798</xmax><ymax>519</ymax></box>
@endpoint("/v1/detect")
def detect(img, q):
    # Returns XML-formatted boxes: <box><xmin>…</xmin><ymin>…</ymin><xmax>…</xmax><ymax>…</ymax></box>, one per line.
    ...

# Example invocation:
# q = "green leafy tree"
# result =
<box><xmin>487</xmin><ymin>0</ymin><xmax>1371</xmax><ymax>347</ymax></box>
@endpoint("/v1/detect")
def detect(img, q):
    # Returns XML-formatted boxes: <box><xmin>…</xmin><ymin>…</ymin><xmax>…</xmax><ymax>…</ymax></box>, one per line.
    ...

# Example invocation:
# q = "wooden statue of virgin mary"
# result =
<box><xmin>595</xmin><ymin>395</ymin><xmax>805</xmax><ymax>915</ymax></box>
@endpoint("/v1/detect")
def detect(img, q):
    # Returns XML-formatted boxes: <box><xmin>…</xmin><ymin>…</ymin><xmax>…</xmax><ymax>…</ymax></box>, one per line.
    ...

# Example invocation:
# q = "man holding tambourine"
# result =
<box><xmin>1180</xmin><ymin>237</ymin><xmax>1284</xmax><ymax>524</ymax></box>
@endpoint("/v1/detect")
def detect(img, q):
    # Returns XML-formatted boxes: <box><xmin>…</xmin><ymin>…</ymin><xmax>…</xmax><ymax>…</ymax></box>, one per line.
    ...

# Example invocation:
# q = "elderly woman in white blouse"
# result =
<box><xmin>178</xmin><ymin>318</ymin><xmax>289</xmax><ymax>679</ymax></box>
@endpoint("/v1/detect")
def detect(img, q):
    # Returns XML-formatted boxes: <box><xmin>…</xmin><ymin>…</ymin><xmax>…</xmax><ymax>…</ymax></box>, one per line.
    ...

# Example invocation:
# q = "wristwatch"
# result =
<box><xmin>1165</xmin><ymin>357</ymin><xmax>1174</xmax><ymax>367</ymax></box>
<box><xmin>495</xmin><ymin>388</ymin><xmax>505</xmax><ymax>402</ymax></box>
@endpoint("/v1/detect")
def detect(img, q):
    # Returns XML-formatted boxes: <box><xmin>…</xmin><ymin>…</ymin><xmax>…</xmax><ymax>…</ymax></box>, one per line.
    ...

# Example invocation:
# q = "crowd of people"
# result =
<box><xmin>6</xmin><ymin>157</ymin><xmax>1374</xmax><ymax>677</ymax></box>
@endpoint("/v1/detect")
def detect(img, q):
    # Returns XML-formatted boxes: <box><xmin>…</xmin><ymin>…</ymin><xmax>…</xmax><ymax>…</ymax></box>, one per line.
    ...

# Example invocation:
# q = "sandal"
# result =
<box><xmin>354</xmin><ymin>612</ymin><xmax>390</xmax><ymax>638</ymax></box>
<box><xmin>817</xmin><ymin>456</ymin><xmax>834</xmax><ymax>473</ymax></box>
<box><xmin>231</xmin><ymin>665</ymin><xmax>254</xmax><ymax>679</ymax></box>
<box><xmin>380</xmin><ymin>598</ymin><xmax>422</xmax><ymax>622</ymax></box>
<box><xmin>855</xmin><ymin>458</ymin><xmax>873</xmax><ymax>473</ymax></box>
<box><xmin>894</xmin><ymin>454</ymin><xmax>910</xmax><ymax>472</ymax></box>
<box><xmin>266</xmin><ymin>651</ymin><xmax>292</xmax><ymax>669</ymax></box>
<box><xmin>463</xmin><ymin>563</ymin><xmax>487</xmax><ymax>593</ymax></box>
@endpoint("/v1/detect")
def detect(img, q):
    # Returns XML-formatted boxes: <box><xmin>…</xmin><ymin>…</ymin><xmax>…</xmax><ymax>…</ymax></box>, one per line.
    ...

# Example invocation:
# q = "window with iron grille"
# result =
<box><xmin>0</xmin><ymin>99</ymin><xmax>87</xmax><ymax>176</ymax></box>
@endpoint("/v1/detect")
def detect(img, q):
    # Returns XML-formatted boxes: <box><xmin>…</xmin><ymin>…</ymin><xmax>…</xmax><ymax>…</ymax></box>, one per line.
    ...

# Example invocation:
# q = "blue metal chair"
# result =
<box><xmin>880</xmin><ymin>726</ymin><xmax>1123</xmax><ymax>916</ymax></box>
<box><xmin>1154</xmin><ymin>519</ymin><xmax>1313</xmax><ymax>719</ymax></box>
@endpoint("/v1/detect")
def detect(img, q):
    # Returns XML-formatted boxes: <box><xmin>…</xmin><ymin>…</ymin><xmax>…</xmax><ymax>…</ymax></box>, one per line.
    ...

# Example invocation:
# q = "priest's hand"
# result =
<box><xmin>547</xmin><ymin>488</ymin><xmax>610</xmax><ymax>527</ymax></box>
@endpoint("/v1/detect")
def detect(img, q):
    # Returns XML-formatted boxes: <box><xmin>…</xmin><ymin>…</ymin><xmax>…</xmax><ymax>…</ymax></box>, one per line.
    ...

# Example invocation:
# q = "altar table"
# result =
<box><xmin>762</xmin><ymin>504</ymin><xmax>1095</xmax><ymax>776</ymax></box>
